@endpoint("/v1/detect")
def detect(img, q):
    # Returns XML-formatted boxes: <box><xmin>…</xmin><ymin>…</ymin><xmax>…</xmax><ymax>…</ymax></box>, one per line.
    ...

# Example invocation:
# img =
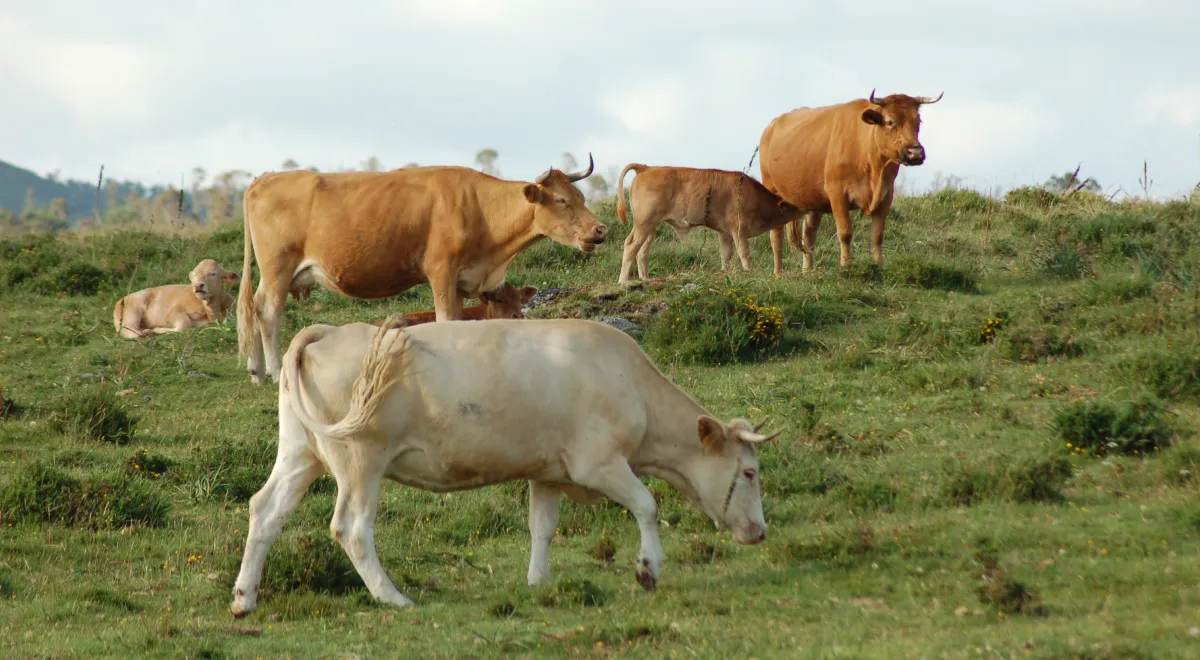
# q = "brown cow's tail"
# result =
<box><xmin>284</xmin><ymin>317</ymin><xmax>413</xmax><ymax>440</ymax></box>
<box><xmin>616</xmin><ymin>163</ymin><xmax>647</xmax><ymax>223</ymax></box>
<box><xmin>237</xmin><ymin>191</ymin><xmax>256</xmax><ymax>360</ymax></box>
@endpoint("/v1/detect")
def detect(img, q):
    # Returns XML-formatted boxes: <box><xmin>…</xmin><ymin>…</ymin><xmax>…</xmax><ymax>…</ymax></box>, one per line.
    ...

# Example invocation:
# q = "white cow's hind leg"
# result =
<box><xmin>571</xmin><ymin>460</ymin><xmax>663</xmax><ymax>590</ymax></box>
<box><xmin>526</xmin><ymin>481</ymin><xmax>563</xmax><ymax>586</ymax></box>
<box><xmin>329</xmin><ymin>452</ymin><xmax>412</xmax><ymax>608</ymax></box>
<box><xmin>231</xmin><ymin>422</ymin><xmax>324</xmax><ymax>617</ymax></box>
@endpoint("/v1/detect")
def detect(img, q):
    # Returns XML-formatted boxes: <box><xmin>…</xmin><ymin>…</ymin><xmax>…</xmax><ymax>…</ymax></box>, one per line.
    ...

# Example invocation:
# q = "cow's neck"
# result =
<box><xmin>864</xmin><ymin>154</ymin><xmax>901</xmax><ymax>215</ymax></box>
<box><xmin>631</xmin><ymin>373</ymin><xmax>723</xmax><ymax>519</ymax></box>
<box><xmin>474</xmin><ymin>186</ymin><xmax>546</xmax><ymax>277</ymax></box>
<box><xmin>201</xmin><ymin>294</ymin><xmax>229</xmax><ymax>322</ymax></box>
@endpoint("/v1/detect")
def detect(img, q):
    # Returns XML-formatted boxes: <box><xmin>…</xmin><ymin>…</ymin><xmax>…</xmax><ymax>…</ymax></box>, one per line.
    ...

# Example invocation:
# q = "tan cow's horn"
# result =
<box><xmin>914</xmin><ymin>91</ymin><xmax>944</xmax><ymax>105</ymax></box>
<box><xmin>565</xmin><ymin>152</ymin><xmax>594</xmax><ymax>183</ymax></box>
<box><xmin>534</xmin><ymin>168</ymin><xmax>554</xmax><ymax>185</ymax></box>
<box><xmin>869</xmin><ymin>88</ymin><xmax>885</xmax><ymax>105</ymax></box>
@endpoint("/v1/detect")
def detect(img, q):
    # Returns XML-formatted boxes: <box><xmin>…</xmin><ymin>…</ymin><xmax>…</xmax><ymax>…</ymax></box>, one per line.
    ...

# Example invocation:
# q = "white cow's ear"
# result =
<box><xmin>697</xmin><ymin>415</ymin><xmax>726</xmax><ymax>454</ymax></box>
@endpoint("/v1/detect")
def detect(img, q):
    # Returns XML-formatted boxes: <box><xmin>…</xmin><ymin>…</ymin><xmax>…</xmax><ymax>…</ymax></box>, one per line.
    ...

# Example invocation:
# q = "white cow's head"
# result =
<box><xmin>693</xmin><ymin>415</ymin><xmax>779</xmax><ymax>545</ymax></box>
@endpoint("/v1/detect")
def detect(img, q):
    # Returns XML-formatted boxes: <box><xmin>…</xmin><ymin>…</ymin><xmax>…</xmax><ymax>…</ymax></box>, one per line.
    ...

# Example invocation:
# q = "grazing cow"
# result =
<box><xmin>758</xmin><ymin>89</ymin><xmax>943</xmax><ymax>275</ymax></box>
<box><xmin>614</xmin><ymin>164</ymin><xmax>803</xmax><ymax>283</ymax></box>
<box><xmin>113</xmin><ymin>259</ymin><xmax>238</xmax><ymax>339</ymax></box>
<box><xmin>373</xmin><ymin>282</ymin><xmax>537</xmax><ymax>327</ymax></box>
<box><xmin>237</xmin><ymin>155</ymin><xmax>606</xmax><ymax>385</ymax></box>
<box><xmin>230</xmin><ymin>318</ymin><xmax>779</xmax><ymax>615</ymax></box>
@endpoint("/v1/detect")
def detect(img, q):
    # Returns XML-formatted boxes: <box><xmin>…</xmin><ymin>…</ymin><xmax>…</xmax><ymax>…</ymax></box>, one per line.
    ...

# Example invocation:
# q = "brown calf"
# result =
<box><xmin>374</xmin><ymin>283</ymin><xmax>537</xmax><ymax>327</ymax></box>
<box><xmin>614</xmin><ymin>164</ymin><xmax>802</xmax><ymax>283</ymax></box>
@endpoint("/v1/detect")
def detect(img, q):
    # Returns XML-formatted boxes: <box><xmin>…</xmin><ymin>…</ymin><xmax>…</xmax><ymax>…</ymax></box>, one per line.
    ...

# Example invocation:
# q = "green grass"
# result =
<box><xmin>2</xmin><ymin>191</ymin><xmax>1200</xmax><ymax>657</ymax></box>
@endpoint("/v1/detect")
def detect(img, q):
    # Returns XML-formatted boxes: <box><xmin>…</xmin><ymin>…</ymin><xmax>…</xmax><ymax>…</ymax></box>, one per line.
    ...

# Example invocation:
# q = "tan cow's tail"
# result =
<box><xmin>786</xmin><ymin>221</ymin><xmax>805</xmax><ymax>252</ymax></box>
<box><xmin>616</xmin><ymin>163</ymin><xmax>647</xmax><ymax>223</ymax></box>
<box><xmin>237</xmin><ymin>193</ymin><xmax>256</xmax><ymax>360</ymax></box>
<box><xmin>283</xmin><ymin>318</ymin><xmax>413</xmax><ymax>440</ymax></box>
<box><xmin>113</xmin><ymin>297</ymin><xmax>125</xmax><ymax>334</ymax></box>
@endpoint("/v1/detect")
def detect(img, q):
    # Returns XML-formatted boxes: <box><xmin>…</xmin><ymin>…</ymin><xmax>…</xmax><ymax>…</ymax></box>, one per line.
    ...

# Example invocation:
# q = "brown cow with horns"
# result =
<box><xmin>237</xmin><ymin>155</ymin><xmax>605</xmax><ymax>385</ymax></box>
<box><xmin>758</xmin><ymin>89</ymin><xmax>943</xmax><ymax>275</ymax></box>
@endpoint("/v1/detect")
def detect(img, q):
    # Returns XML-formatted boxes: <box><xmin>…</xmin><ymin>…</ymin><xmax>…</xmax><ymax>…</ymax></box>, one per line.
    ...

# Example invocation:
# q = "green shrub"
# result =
<box><xmin>928</xmin><ymin>187</ymin><xmax>998</xmax><ymax>213</ymax></box>
<box><xmin>1033</xmin><ymin>231</ymin><xmax>1095</xmax><ymax>281</ymax></box>
<box><xmin>1004</xmin><ymin>186</ymin><xmax>1059</xmax><ymax>209</ymax></box>
<box><xmin>1054</xmin><ymin>395</ymin><xmax>1174</xmax><ymax>458</ymax></box>
<box><xmin>998</xmin><ymin>324</ymin><xmax>1086</xmax><ymax>363</ymax></box>
<box><xmin>33</xmin><ymin>261</ymin><xmax>114</xmax><ymax>296</ymax></box>
<box><xmin>943</xmin><ymin>454</ymin><xmax>1072</xmax><ymax>506</ymax></box>
<box><xmin>643</xmin><ymin>286</ymin><xmax>787</xmax><ymax>366</ymax></box>
<box><xmin>1129</xmin><ymin>348</ymin><xmax>1200</xmax><ymax>400</ymax></box>
<box><xmin>127</xmin><ymin>449</ymin><xmax>171</xmax><ymax>480</ymax></box>
<box><xmin>886</xmin><ymin>256</ymin><xmax>980</xmax><ymax>293</ymax></box>
<box><xmin>0</xmin><ymin>463</ymin><xmax>170</xmax><ymax>529</ymax></box>
<box><xmin>54</xmin><ymin>386</ymin><xmax>138</xmax><ymax>445</ymax></box>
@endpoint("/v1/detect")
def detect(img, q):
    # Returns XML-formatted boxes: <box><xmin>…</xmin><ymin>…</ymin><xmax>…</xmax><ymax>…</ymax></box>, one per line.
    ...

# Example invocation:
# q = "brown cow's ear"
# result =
<box><xmin>697</xmin><ymin>415</ymin><xmax>727</xmax><ymax>454</ymax></box>
<box><xmin>861</xmin><ymin>108</ymin><xmax>884</xmax><ymax>125</ymax></box>
<box><xmin>520</xmin><ymin>286</ymin><xmax>538</xmax><ymax>302</ymax></box>
<box><xmin>480</xmin><ymin>290</ymin><xmax>498</xmax><ymax>303</ymax></box>
<box><xmin>523</xmin><ymin>184</ymin><xmax>544</xmax><ymax>204</ymax></box>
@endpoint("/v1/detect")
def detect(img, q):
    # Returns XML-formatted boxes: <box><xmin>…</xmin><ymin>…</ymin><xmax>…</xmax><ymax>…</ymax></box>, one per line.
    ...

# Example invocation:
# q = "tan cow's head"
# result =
<box><xmin>694</xmin><ymin>415</ymin><xmax>780</xmax><ymax>545</ymax></box>
<box><xmin>479</xmin><ymin>283</ymin><xmax>539</xmax><ymax>319</ymax></box>
<box><xmin>189</xmin><ymin>258</ymin><xmax>239</xmax><ymax>303</ymax></box>
<box><xmin>861</xmin><ymin>89</ymin><xmax>943</xmax><ymax>166</ymax></box>
<box><xmin>523</xmin><ymin>153</ymin><xmax>608</xmax><ymax>252</ymax></box>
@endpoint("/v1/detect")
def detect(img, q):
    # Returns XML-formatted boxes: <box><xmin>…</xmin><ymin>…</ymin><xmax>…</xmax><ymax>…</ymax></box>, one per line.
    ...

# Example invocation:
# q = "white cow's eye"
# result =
<box><xmin>743</xmin><ymin>469</ymin><xmax>756</xmax><ymax>480</ymax></box>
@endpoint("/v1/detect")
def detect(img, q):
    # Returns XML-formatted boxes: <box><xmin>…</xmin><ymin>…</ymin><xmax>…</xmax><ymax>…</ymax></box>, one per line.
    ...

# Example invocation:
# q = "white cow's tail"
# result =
<box><xmin>283</xmin><ymin>317</ymin><xmax>413</xmax><ymax>440</ymax></box>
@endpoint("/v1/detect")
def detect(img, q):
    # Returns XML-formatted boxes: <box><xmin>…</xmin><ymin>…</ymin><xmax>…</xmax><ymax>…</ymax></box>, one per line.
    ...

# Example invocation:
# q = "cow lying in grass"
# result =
<box><xmin>230</xmin><ymin>317</ymin><xmax>778</xmax><ymax>615</ymax></box>
<box><xmin>113</xmin><ymin>259</ymin><xmax>239</xmax><ymax>339</ymax></box>
<box><xmin>373</xmin><ymin>282</ymin><xmax>537</xmax><ymax>327</ymax></box>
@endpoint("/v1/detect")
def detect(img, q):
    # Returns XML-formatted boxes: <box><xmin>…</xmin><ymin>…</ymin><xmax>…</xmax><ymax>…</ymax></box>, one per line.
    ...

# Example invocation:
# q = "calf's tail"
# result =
<box><xmin>616</xmin><ymin>163</ymin><xmax>647</xmax><ymax>223</ymax></box>
<box><xmin>283</xmin><ymin>317</ymin><xmax>413</xmax><ymax>440</ymax></box>
<box><xmin>237</xmin><ymin>192</ymin><xmax>256</xmax><ymax>359</ymax></box>
<box><xmin>113</xmin><ymin>298</ymin><xmax>125</xmax><ymax>334</ymax></box>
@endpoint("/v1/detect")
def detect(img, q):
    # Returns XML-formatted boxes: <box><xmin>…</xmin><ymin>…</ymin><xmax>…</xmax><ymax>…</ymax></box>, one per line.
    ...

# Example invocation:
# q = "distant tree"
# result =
<box><xmin>561</xmin><ymin>152</ymin><xmax>578</xmax><ymax>173</ymax></box>
<box><xmin>190</xmin><ymin>168</ymin><xmax>208</xmax><ymax>217</ymax></box>
<box><xmin>1044</xmin><ymin>170</ymin><xmax>1100</xmax><ymax>193</ymax></box>
<box><xmin>45</xmin><ymin>169</ymin><xmax>61</xmax><ymax>183</ymax></box>
<box><xmin>23</xmin><ymin>186</ymin><xmax>35</xmax><ymax>214</ymax></box>
<box><xmin>49</xmin><ymin>198</ymin><xmax>68</xmax><ymax>221</ymax></box>
<box><xmin>475</xmin><ymin>148</ymin><xmax>499</xmax><ymax>176</ymax></box>
<box><xmin>585</xmin><ymin>175</ymin><xmax>609</xmax><ymax>200</ymax></box>
<box><xmin>403</xmin><ymin>162</ymin><xmax>419</xmax><ymax>169</ymax></box>
<box><xmin>281</xmin><ymin>158</ymin><xmax>300</xmax><ymax>170</ymax></box>
<box><xmin>361</xmin><ymin>156</ymin><xmax>383</xmax><ymax>172</ymax></box>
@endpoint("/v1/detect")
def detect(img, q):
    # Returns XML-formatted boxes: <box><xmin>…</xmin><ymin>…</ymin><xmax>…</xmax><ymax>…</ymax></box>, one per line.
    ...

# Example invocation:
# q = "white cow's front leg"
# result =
<box><xmin>572</xmin><ymin>460</ymin><xmax>663</xmax><ymax>590</ymax></box>
<box><xmin>526</xmin><ymin>481</ymin><xmax>563</xmax><ymax>586</ymax></box>
<box><xmin>329</xmin><ymin>465</ymin><xmax>413</xmax><ymax>608</ymax></box>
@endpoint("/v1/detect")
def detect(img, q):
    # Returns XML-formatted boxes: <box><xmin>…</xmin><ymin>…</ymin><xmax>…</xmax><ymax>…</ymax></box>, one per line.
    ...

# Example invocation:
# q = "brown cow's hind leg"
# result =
<box><xmin>802</xmin><ymin>212</ymin><xmax>822</xmax><ymax>272</ymax></box>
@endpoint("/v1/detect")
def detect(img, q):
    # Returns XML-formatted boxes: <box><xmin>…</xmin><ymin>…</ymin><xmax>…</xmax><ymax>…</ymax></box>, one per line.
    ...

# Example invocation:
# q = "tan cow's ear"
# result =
<box><xmin>223</xmin><ymin>271</ymin><xmax>240</xmax><ymax>283</ymax></box>
<box><xmin>861</xmin><ymin>108</ymin><xmax>884</xmax><ymax>125</ymax></box>
<box><xmin>520</xmin><ymin>286</ymin><xmax>538</xmax><ymax>302</ymax></box>
<box><xmin>523</xmin><ymin>184</ymin><xmax>545</xmax><ymax>204</ymax></box>
<box><xmin>697</xmin><ymin>415</ymin><xmax>726</xmax><ymax>454</ymax></box>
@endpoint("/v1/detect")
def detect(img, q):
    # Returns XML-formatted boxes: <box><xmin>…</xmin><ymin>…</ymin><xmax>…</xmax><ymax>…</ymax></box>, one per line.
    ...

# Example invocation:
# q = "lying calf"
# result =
<box><xmin>231</xmin><ymin>317</ymin><xmax>778</xmax><ymax>615</ymax></box>
<box><xmin>374</xmin><ymin>282</ymin><xmax>537</xmax><ymax>327</ymax></box>
<box><xmin>113</xmin><ymin>259</ymin><xmax>238</xmax><ymax>339</ymax></box>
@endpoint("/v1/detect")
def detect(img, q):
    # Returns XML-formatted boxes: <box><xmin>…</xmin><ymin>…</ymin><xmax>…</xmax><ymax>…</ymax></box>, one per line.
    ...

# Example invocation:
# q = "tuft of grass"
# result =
<box><xmin>998</xmin><ymin>323</ymin><xmax>1086</xmax><ymax>363</ymax></box>
<box><xmin>886</xmin><ymin>256</ymin><xmax>981</xmax><ymax>293</ymax></box>
<box><xmin>943</xmin><ymin>454</ymin><xmax>1073</xmax><ymax>506</ymax></box>
<box><xmin>1033</xmin><ymin>231</ymin><xmax>1095</xmax><ymax>281</ymax></box>
<box><xmin>0</xmin><ymin>462</ymin><xmax>170</xmax><ymax>529</ymax></box>
<box><xmin>126</xmin><ymin>449</ymin><xmax>171</xmax><ymax>480</ymax></box>
<box><xmin>257</xmin><ymin>530</ymin><xmax>363</xmax><ymax>596</ymax></box>
<box><xmin>588</xmin><ymin>535</ymin><xmax>617</xmax><ymax>565</ymax></box>
<box><xmin>974</xmin><ymin>541</ymin><xmax>1046</xmax><ymax>616</ymax></box>
<box><xmin>1128</xmin><ymin>347</ymin><xmax>1200</xmax><ymax>401</ymax></box>
<box><xmin>679</xmin><ymin>534</ymin><xmax>732</xmax><ymax>564</ymax></box>
<box><xmin>54</xmin><ymin>385</ymin><xmax>138</xmax><ymax>445</ymax></box>
<box><xmin>1053</xmin><ymin>395</ymin><xmax>1175</xmax><ymax>458</ymax></box>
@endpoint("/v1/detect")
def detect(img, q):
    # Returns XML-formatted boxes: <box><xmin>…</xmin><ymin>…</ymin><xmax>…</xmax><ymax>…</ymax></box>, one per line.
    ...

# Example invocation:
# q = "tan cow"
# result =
<box><xmin>237</xmin><ymin>156</ymin><xmax>606</xmax><ymax>385</ymax></box>
<box><xmin>113</xmin><ymin>259</ymin><xmax>239</xmax><ymax>339</ymax></box>
<box><xmin>229</xmin><ymin>317</ymin><xmax>778</xmax><ymax>615</ymax></box>
<box><xmin>614</xmin><ymin>164</ymin><xmax>803</xmax><ymax>283</ymax></box>
<box><xmin>758</xmin><ymin>89</ymin><xmax>943</xmax><ymax>275</ymax></box>
<box><xmin>373</xmin><ymin>282</ymin><xmax>537</xmax><ymax>327</ymax></box>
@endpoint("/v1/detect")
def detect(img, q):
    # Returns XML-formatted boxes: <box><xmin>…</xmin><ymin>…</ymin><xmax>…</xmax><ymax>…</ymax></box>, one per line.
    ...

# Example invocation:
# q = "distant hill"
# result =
<box><xmin>0</xmin><ymin>159</ymin><xmax>145</xmax><ymax>224</ymax></box>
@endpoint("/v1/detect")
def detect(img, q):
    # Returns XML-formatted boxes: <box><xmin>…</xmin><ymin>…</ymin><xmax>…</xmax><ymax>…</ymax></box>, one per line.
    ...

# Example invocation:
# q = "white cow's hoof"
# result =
<box><xmin>635</xmin><ymin>558</ymin><xmax>657</xmax><ymax>591</ymax></box>
<box><xmin>377</xmin><ymin>591</ymin><xmax>415</xmax><ymax>608</ymax></box>
<box><xmin>230</xmin><ymin>588</ymin><xmax>257</xmax><ymax>618</ymax></box>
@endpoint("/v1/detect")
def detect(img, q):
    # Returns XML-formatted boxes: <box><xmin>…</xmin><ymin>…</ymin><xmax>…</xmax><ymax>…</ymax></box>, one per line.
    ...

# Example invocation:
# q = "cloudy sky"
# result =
<box><xmin>2</xmin><ymin>0</ymin><xmax>1198</xmax><ymax>198</ymax></box>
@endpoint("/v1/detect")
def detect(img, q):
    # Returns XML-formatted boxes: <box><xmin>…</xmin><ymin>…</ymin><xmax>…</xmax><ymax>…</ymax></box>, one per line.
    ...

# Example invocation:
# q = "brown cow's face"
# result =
<box><xmin>479</xmin><ymin>283</ymin><xmax>539</xmax><ymax>319</ymax></box>
<box><xmin>861</xmin><ymin>96</ymin><xmax>928</xmax><ymax>166</ymax></box>
<box><xmin>523</xmin><ymin>171</ymin><xmax>608</xmax><ymax>253</ymax></box>
<box><xmin>189</xmin><ymin>258</ymin><xmax>238</xmax><ymax>303</ymax></box>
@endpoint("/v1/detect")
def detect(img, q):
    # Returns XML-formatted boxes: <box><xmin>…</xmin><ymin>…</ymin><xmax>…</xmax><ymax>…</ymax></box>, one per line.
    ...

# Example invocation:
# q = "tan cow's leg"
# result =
<box><xmin>733</xmin><ymin>229</ymin><xmax>753</xmax><ymax>272</ymax></box>
<box><xmin>255</xmin><ymin>285</ymin><xmax>290</xmax><ymax>383</ymax></box>
<box><xmin>634</xmin><ymin>232</ymin><xmax>655</xmax><ymax>281</ymax></box>
<box><xmin>429</xmin><ymin>271</ymin><xmax>463</xmax><ymax>322</ymax></box>
<box><xmin>618</xmin><ymin>229</ymin><xmax>640</xmax><ymax>283</ymax></box>
<box><xmin>801</xmin><ymin>212</ymin><xmax>823</xmax><ymax>271</ymax></box>
<box><xmin>328</xmin><ymin>446</ymin><xmax>413</xmax><ymax>608</ymax></box>
<box><xmin>231</xmin><ymin>407</ymin><xmax>325</xmax><ymax>618</ymax></box>
<box><xmin>869</xmin><ymin>204</ymin><xmax>890</xmax><ymax>265</ymax></box>
<box><xmin>769</xmin><ymin>227</ymin><xmax>786</xmax><ymax>277</ymax></box>
<box><xmin>526</xmin><ymin>480</ymin><xmax>564</xmax><ymax>586</ymax></box>
<box><xmin>117</xmin><ymin>306</ymin><xmax>147</xmax><ymax>339</ymax></box>
<box><xmin>717</xmin><ymin>232</ymin><xmax>734</xmax><ymax>271</ymax></box>
<box><xmin>569</xmin><ymin>460</ymin><xmax>663</xmax><ymax>590</ymax></box>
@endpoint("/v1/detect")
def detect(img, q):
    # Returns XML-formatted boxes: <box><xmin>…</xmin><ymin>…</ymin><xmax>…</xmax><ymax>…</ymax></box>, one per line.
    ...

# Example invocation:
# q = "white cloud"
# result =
<box><xmin>1135</xmin><ymin>86</ymin><xmax>1200</xmax><ymax>127</ymax></box>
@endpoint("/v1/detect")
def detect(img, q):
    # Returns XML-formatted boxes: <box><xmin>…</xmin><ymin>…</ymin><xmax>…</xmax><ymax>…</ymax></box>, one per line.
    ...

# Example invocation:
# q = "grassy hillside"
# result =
<box><xmin>2</xmin><ymin>188</ymin><xmax>1199</xmax><ymax>658</ymax></box>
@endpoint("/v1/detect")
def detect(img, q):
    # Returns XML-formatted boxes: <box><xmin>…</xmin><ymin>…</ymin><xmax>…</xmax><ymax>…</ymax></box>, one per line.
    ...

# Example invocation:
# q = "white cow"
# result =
<box><xmin>230</xmin><ymin>317</ymin><xmax>779</xmax><ymax>615</ymax></box>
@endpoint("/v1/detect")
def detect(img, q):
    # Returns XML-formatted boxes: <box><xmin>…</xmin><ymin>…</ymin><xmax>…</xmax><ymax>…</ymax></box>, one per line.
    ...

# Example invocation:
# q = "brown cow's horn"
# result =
<box><xmin>753</xmin><ymin>416</ymin><xmax>771</xmax><ymax>432</ymax></box>
<box><xmin>869</xmin><ymin>88</ymin><xmax>885</xmax><ymax>105</ymax></box>
<box><xmin>914</xmin><ymin>91</ymin><xmax>944</xmax><ymax>105</ymax></box>
<box><xmin>565</xmin><ymin>152</ymin><xmax>594</xmax><ymax>183</ymax></box>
